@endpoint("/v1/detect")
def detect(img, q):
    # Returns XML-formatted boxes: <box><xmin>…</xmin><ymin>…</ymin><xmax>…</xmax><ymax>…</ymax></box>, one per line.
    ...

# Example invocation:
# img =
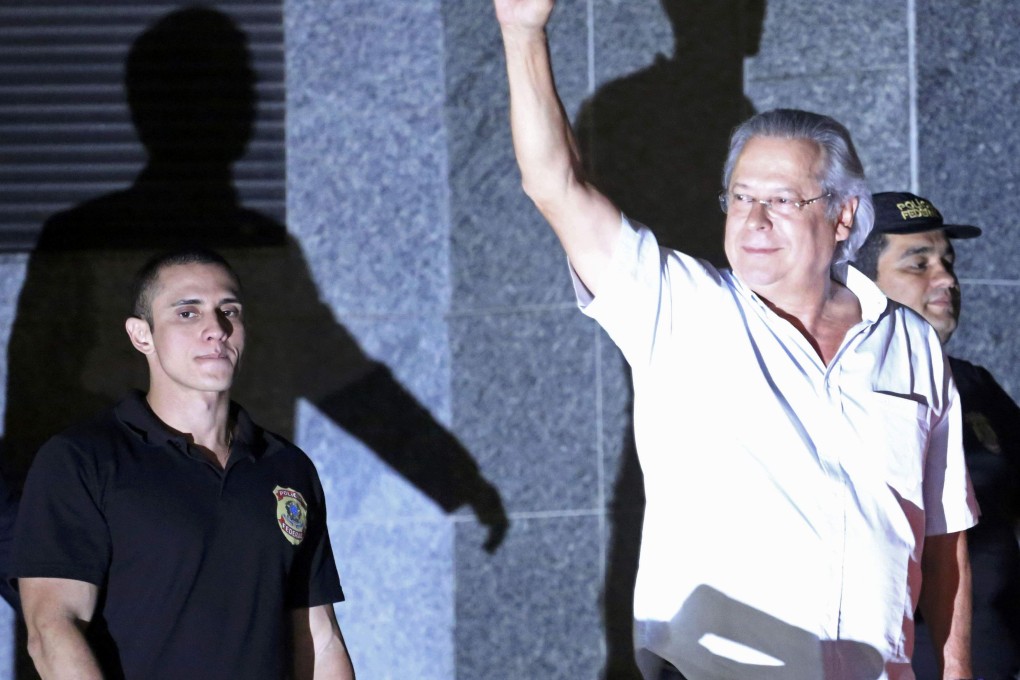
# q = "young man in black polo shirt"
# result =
<box><xmin>12</xmin><ymin>249</ymin><xmax>355</xmax><ymax>679</ymax></box>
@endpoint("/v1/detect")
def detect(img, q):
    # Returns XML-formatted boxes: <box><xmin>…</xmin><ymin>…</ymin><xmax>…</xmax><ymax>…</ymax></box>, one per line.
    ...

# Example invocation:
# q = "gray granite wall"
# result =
<box><xmin>285</xmin><ymin>1</ymin><xmax>460</xmax><ymax>676</ymax></box>
<box><xmin>0</xmin><ymin>0</ymin><xmax>1016</xmax><ymax>678</ymax></box>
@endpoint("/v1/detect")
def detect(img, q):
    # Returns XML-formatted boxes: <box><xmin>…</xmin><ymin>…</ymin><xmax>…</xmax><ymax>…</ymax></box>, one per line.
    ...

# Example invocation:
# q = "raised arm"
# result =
<box><xmin>495</xmin><ymin>0</ymin><xmax>620</xmax><ymax>295</ymax></box>
<box><xmin>918</xmin><ymin>530</ymin><xmax>972</xmax><ymax>678</ymax></box>
<box><xmin>20</xmin><ymin>577</ymin><xmax>102</xmax><ymax>680</ymax></box>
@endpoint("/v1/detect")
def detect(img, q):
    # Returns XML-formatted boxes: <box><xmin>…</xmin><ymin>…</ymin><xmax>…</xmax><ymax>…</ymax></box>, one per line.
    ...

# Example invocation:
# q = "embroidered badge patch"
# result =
<box><xmin>273</xmin><ymin>486</ymin><xmax>308</xmax><ymax>546</ymax></box>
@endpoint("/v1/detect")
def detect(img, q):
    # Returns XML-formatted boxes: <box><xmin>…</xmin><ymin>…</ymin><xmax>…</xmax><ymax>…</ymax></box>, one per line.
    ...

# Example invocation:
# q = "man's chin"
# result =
<box><xmin>929</xmin><ymin>318</ymin><xmax>958</xmax><ymax>345</ymax></box>
<box><xmin>193</xmin><ymin>374</ymin><xmax>236</xmax><ymax>394</ymax></box>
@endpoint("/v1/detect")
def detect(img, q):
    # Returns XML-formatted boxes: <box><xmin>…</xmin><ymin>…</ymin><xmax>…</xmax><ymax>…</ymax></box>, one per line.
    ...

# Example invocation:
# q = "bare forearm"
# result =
<box><xmin>919</xmin><ymin>531</ymin><xmax>972</xmax><ymax>678</ymax></box>
<box><xmin>293</xmin><ymin>605</ymin><xmax>355</xmax><ymax>680</ymax></box>
<box><xmin>313</xmin><ymin>635</ymin><xmax>355</xmax><ymax>680</ymax></box>
<box><xmin>26</xmin><ymin>618</ymin><xmax>103</xmax><ymax>680</ymax></box>
<box><xmin>498</xmin><ymin>16</ymin><xmax>619</xmax><ymax>292</ymax></box>
<box><xmin>501</xmin><ymin>26</ymin><xmax>582</xmax><ymax>212</ymax></box>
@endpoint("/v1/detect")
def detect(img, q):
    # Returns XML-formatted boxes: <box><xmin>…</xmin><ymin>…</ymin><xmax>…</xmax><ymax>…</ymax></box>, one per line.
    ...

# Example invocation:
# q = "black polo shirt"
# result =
<box><xmin>13</xmin><ymin>391</ymin><xmax>344</xmax><ymax>680</ymax></box>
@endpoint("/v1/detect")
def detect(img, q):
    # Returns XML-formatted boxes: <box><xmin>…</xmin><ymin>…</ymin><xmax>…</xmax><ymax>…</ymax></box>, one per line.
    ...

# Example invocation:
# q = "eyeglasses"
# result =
<box><xmin>718</xmin><ymin>191</ymin><xmax>832</xmax><ymax>218</ymax></box>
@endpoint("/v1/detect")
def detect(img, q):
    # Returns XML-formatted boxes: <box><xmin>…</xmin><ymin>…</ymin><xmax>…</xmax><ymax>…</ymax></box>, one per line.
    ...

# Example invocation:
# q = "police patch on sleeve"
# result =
<box><xmin>273</xmin><ymin>486</ymin><xmax>308</xmax><ymax>546</ymax></box>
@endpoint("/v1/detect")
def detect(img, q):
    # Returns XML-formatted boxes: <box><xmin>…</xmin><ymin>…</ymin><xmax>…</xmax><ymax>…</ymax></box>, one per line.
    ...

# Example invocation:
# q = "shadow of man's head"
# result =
<box><xmin>576</xmin><ymin>0</ymin><xmax>768</xmax><ymax>267</ymax></box>
<box><xmin>126</xmin><ymin>6</ymin><xmax>256</xmax><ymax>165</ymax></box>
<box><xmin>35</xmin><ymin>5</ymin><xmax>282</xmax><ymax>251</ymax></box>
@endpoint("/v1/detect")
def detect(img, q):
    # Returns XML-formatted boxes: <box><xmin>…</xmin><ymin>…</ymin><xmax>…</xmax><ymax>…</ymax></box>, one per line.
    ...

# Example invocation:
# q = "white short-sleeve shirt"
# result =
<box><xmin>577</xmin><ymin>217</ymin><xmax>978</xmax><ymax>680</ymax></box>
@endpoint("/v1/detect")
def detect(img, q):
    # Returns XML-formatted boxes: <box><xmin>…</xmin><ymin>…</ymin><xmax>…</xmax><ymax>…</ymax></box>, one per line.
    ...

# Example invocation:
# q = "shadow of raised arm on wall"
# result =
<box><xmin>3</xmin><ymin>5</ymin><xmax>507</xmax><ymax>568</ymax></box>
<box><xmin>577</xmin><ymin>2</ymin><xmax>765</xmax><ymax>677</ymax></box>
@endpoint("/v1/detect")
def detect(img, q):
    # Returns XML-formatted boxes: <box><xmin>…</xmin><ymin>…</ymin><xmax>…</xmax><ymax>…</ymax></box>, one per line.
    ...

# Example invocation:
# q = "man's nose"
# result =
<box><xmin>205</xmin><ymin>313</ymin><xmax>231</xmax><ymax>340</ymax></box>
<box><xmin>931</xmin><ymin>263</ymin><xmax>958</xmax><ymax>289</ymax></box>
<box><xmin>745</xmin><ymin>200</ymin><xmax>773</xmax><ymax>230</ymax></box>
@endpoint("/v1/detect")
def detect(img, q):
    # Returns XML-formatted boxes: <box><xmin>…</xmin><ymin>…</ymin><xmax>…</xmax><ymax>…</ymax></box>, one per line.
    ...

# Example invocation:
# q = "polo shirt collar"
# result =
<box><xmin>230</xmin><ymin>404</ymin><xmax>266</xmax><ymax>462</ymax></box>
<box><xmin>115</xmin><ymin>390</ymin><xmax>269</xmax><ymax>461</ymax></box>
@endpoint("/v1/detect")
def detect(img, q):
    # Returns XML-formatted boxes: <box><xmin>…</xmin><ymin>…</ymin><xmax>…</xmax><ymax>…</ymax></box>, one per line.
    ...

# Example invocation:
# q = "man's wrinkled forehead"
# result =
<box><xmin>732</xmin><ymin>135</ymin><xmax>826</xmax><ymax>185</ymax></box>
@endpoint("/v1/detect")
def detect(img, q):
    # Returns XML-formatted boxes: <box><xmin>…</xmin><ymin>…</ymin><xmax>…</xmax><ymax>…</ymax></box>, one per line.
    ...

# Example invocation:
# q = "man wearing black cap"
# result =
<box><xmin>854</xmin><ymin>192</ymin><xmax>981</xmax><ymax>346</ymax></box>
<box><xmin>855</xmin><ymin>191</ymin><xmax>1020</xmax><ymax>679</ymax></box>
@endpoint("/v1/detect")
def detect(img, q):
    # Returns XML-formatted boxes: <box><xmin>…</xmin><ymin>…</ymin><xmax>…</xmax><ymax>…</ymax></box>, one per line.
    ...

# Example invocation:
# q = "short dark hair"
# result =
<box><xmin>130</xmin><ymin>248</ymin><xmax>241</xmax><ymax>326</ymax></box>
<box><xmin>850</xmin><ymin>230</ymin><xmax>889</xmax><ymax>280</ymax></box>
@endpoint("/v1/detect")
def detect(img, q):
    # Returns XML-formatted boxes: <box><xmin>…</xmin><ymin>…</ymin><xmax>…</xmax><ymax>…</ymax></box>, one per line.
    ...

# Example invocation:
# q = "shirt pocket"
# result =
<box><xmin>870</xmin><ymin>392</ymin><xmax>929</xmax><ymax>505</ymax></box>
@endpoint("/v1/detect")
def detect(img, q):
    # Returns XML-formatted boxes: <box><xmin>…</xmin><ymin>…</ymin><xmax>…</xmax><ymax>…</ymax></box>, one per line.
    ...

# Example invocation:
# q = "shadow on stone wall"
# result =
<box><xmin>575</xmin><ymin>1</ymin><xmax>765</xmax><ymax>676</ymax></box>
<box><xmin>4</xmin><ymin>7</ymin><xmax>507</xmax><ymax>677</ymax></box>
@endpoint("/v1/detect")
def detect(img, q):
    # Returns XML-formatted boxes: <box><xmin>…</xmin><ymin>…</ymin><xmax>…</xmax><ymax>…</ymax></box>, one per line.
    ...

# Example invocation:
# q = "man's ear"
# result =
<box><xmin>125</xmin><ymin>317</ymin><xmax>154</xmax><ymax>355</ymax></box>
<box><xmin>835</xmin><ymin>196</ymin><xmax>859</xmax><ymax>243</ymax></box>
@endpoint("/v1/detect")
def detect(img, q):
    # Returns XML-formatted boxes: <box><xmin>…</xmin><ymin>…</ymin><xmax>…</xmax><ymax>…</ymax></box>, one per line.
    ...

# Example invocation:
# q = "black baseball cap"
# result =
<box><xmin>871</xmin><ymin>192</ymin><xmax>981</xmax><ymax>239</ymax></box>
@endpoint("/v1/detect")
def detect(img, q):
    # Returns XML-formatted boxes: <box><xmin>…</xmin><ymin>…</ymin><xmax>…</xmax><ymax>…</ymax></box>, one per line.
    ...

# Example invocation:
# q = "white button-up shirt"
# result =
<box><xmin>577</xmin><ymin>218</ymin><xmax>978</xmax><ymax>680</ymax></box>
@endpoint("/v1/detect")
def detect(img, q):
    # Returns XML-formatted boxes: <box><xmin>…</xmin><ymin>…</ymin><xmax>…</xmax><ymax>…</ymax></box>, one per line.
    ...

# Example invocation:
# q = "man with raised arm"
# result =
<box><xmin>12</xmin><ymin>249</ymin><xmax>355</xmax><ymax>680</ymax></box>
<box><xmin>494</xmin><ymin>2</ymin><xmax>977</xmax><ymax>678</ymax></box>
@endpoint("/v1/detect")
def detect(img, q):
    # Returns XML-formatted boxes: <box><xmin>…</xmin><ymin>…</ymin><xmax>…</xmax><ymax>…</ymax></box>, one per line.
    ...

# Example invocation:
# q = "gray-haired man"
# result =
<box><xmin>493</xmin><ymin>1</ymin><xmax>977</xmax><ymax>678</ymax></box>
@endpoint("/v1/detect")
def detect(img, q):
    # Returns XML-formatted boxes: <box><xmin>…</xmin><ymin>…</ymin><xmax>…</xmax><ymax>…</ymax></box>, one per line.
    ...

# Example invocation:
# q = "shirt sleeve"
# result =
<box><xmin>572</xmin><ymin>214</ymin><xmax>721</xmax><ymax>370</ymax></box>
<box><xmin>12</xmin><ymin>435</ymin><xmax>111</xmax><ymax>586</ymax></box>
<box><xmin>287</xmin><ymin>464</ymin><xmax>344</xmax><ymax>609</ymax></box>
<box><xmin>923</xmin><ymin>355</ymin><xmax>980</xmax><ymax>536</ymax></box>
